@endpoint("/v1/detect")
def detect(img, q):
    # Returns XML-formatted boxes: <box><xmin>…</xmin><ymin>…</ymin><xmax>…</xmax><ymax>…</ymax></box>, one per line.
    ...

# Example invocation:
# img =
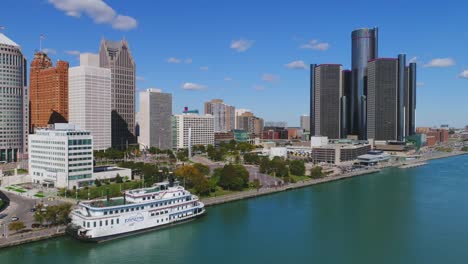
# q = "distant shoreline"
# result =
<box><xmin>202</xmin><ymin>151</ymin><xmax>467</xmax><ymax>207</ymax></box>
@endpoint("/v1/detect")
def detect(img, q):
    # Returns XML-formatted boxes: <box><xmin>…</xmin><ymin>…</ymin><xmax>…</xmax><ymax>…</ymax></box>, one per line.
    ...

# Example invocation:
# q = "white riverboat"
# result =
<box><xmin>67</xmin><ymin>181</ymin><xmax>205</xmax><ymax>242</ymax></box>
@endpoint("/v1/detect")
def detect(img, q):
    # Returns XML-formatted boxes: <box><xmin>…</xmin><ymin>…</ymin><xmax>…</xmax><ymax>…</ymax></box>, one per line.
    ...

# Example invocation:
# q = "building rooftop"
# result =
<box><xmin>0</xmin><ymin>33</ymin><xmax>19</xmax><ymax>47</ymax></box>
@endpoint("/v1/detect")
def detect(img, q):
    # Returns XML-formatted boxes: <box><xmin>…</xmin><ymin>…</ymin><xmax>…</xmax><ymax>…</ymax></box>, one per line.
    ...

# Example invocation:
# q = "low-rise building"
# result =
<box><xmin>29</xmin><ymin>124</ymin><xmax>130</xmax><ymax>189</ymax></box>
<box><xmin>357</xmin><ymin>150</ymin><xmax>391</xmax><ymax>166</ymax></box>
<box><xmin>311</xmin><ymin>143</ymin><xmax>371</xmax><ymax>164</ymax></box>
<box><xmin>29</xmin><ymin>124</ymin><xmax>94</xmax><ymax>188</ymax></box>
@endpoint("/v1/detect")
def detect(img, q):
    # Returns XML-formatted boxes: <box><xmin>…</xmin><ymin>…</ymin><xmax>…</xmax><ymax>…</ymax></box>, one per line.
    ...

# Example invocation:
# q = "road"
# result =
<box><xmin>0</xmin><ymin>191</ymin><xmax>37</xmax><ymax>238</ymax></box>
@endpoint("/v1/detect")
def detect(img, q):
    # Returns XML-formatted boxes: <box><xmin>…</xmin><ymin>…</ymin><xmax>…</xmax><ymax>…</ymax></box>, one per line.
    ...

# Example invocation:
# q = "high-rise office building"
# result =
<box><xmin>300</xmin><ymin>115</ymin><xmax>310</xmax><ymax>131</ymax></box>
<box><xmin>236</xmin><ymin>111</ymin><xmax>264</xmax><ymax>135</ymax></box>
<box><xmin>99</xmin><ymin>38</ymin><xmax>136</xmax><ymax>149</ymax></box>
<box><xmin>0</xmin><ymin>33</ymin><xmax>28</xmax><ymax>162</ymax></box>
<box><xmin>341</xmin><ymin>70</ymin><xmax>352</xmax><ymax>137</ymax></box>
<box><xmin>366</xmin><ymin>55</ymin><xmax>416</xmax><ymax>141</ymax></box>
<box><xmin>310</xmin><ymin>64</ymin><xmax>343</xmax><ymax>139</ymax></box>
<box><xmin>367</xmin><ymin>58</ymin><xmax>398</xmax><ymax>141</ymax></box>
<box><xmin>137</xmin><ymin>88</ymin><xmax>172</xmax><ymax>150</ymax></box>
<box><xmin>172</xmin><ymin>113</ymin><xmax>214</xmax><ymax>149</ymax></box>
<box><xmin>204</xmin><ymin>99</ymin><xmax>235</xmax><ymax>133</ymax></box>
<box><xmin>69</xmin><ymin>53</ymin><xmax>111</xmax><ymax>150</ymax></box>
<box><xmin>30</xmin><ymin>51</ymin><xmax>69</xmax><ymax>132</ymax></box>
<box><xmin>351</xmin><ymin>27</ymin><xmax>378</xmax><ymax>138</ymax></box>
<box><xmin>405</xmin><ymin>62</ymin><xmax>417</xmax><ymax>137</ymax></box>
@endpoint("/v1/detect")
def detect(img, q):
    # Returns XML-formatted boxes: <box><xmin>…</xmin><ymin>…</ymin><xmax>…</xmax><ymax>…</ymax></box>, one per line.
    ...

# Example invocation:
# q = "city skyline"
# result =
<box><xmin>1</xmin><ymin>0</ymin><xmax>468</xmax><ymax>127</ymax></box>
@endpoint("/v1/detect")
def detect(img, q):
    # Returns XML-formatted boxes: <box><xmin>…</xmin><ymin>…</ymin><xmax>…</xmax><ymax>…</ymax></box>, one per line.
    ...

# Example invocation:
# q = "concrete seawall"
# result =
<box><xmin>0</xmin><ymin>227</ymin><xmax>66</xmax><ymax>249</ymax></box>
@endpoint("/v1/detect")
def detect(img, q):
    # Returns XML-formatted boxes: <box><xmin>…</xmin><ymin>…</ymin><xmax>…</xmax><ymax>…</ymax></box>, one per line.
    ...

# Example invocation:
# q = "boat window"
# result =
<box><xmin>131</xmin><ymin>208</ymin><xmax>134</xmax><ymax>211</ymax></box>
<box><xmin>110</xmin><ymin>211</ymin><xmax>113</xmax><ymax>215</ymax></box>
<box><xmin>111</xmin><ymin>219</ymin><xmax>114</xmax><ymax>225</ymax></box>
<box><xmin>104</xmin><ymin>211</ymin><xmax>108</xmax><ymax>215</ymax></box>
<box><xmin>120</xmin><ymin>209</ymin><xmax>124</xmax><ymax>213</ymax></box>
<box><xmin>173</xmin><ymin>194</ymin><xmax>175</xmax><ymax>197</ymax></box>
<box><xmin>100</xmin><ymin>221</ymin><xmax>102</xmax><ymax>227</ymax></box>
<box><xmin>105</xmin><ymin>220</ymin><xmax>108</xmax><ymax>226</ymax></box>
<box><xmin>126</xmin><ymin>209</ymin><xmax>129</xmax><ymax>212</ymax></box>
<box><xmin>115</xmin><ymin>210</ymin><xmax>118</xmax><ymax>214</ymax></box>
<box><xmin>94</xmin><ymin>222</ymin><xmax>96</xmax><ymax>227</ymax></box>
<box><xmin>87</xmin><ymin>222</ymin><xmax>90</xmax><ymax>228</ymax></box>
<box><xmin>141</xmin><ymin>206</ymin><xmax>144</xmax><ymax>210</ymax></box>
<box><xmin>117</xmin><ymin>219</ymin><xmax>119</xmax><ymax>224</ymax></box>
<box><xmin>83</xmin><ymin>221</ymin><xmax>86</xmax><ymax>227</ymax></box>
<box><xmin>152</xmin><ymin>196</ymin><xmax>155</xmax><ymax>199</ymax></box>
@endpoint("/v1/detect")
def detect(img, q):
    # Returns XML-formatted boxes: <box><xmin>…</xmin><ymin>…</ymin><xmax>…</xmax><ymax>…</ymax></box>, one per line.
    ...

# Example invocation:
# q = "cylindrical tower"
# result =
<box><xmin>351</xmin><ymin>27</ymin><xmax>378</xmax><ymax>139</ymax></box>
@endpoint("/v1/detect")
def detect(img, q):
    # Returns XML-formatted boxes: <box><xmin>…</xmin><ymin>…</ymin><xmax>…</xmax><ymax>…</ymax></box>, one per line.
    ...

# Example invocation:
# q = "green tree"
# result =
<box><xmin>177</xmin><ymin>149</ymin><xmax>189</xmax><ymax>162</ymax></box>
<box><xmin>94</xmin><ymin>178</ymin><xmax>102</xmax><ymax>187</ymax></box>
<box><xmin>461</xmin><ymin>146</ymin><xmax>468</xmax><ymax>152</ymax></box>
<box><xmin>115</xmin><ymin>173</ymin><xmax>123</xmax><ymax>183</ymax></box>
<box><xmin>252</xmin><ymin>178</ymin><xmax>262</xmax><ymax>191</ymax></box>
<box><xmin>193</xmin><ymin>163</ymin><xmax>210</xmax><ymax>176</ymax></box>
<box><xmin>9</xmin><ymin>221</ymin><xmax>26</xmax><ymax>232</ymax></box>
<box><xmin>244</xmin><ymin>153</ymin><xmax>260</xmax><ymax>165</ymax></box>
<box><xmin>218</xmin><ymin>164</ymin><xmax>250</xmax><ymax>191</ymax></box>
<box><xmin>271</xmin><ymin>156</ymin><xmax>289</xmax><ymax>177</ymax></box>
<box><xmin>33</xmin><ymin>204</ymin><xmax>46</xmax><ymax>226</ymax></box>
<box><xmin>289</xmin><ymin>160</ymin><xmax>305</xmax><ymax>176</ymax></box>
<box><xmin>310</xmin><ymin>166</ymin><xmax>324</xmax><ymax>179</ymax></box>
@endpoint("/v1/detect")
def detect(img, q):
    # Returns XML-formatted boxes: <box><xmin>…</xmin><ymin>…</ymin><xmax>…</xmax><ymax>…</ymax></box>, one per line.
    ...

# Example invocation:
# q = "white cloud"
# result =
<box><xmin>458</xmin><ymin>70</ymin><xmax>468</xmax><ymax>79</ymax></box>
<box><xmin>200</xmin><ymin>66</ymin><xmax>209</xmax><ymax>71</ymax></box>
<box><xmin>230</xmin><ymin>39</ymin><xmax>254</xmax><ymax>52</ymax></box>
<box><xmin>48</xmin><ymin>0</ymin><xmax>137</xmax><ymax>30</ymax></box>
<box><xmin>424</xmin><ymin>58</ymin><xmax>455</xmax><ymax>68</ymax></box>
<box><xmin>300</xmin><ymin>39</ymin><xmax>329</xmax><ymax>51</ymax></box>
<box><xmin>182</xmin><ymin>82</ymin><xmax>207</xmax><ymax>91</ymax></box>
<box><xmin>417</xmin><ymin>82</ymin><xmax>425</xmax><ymax>87</ymax></box>
<box><xmin>253</xmin><ymin>85</ymin><xmax>265</xmax><ymax>91</ymax></box>
<box><xmin>136</xmin><ymin>76</ymin><xmax>145</xmax><ymax>81</ymax></box>
<box><xmin>167</xmin><ymin>57</ymin><xmax>181</xmax><ymax>63</ymax></box>
<box><xmin>409</xmin><ymin>56</ymin><xmax>418</xmax><ymax>63</ymax></box>
<box><xmin>285</xmin><ymin>60</ymin><xmax>307</xmax><ymax>70</ymax></box>
<box><xmin>65</xmin><ymin>50</ymin><xmax>80</xmax><ymax>56</ymax></box>
<box><xmin>262</xmin><ymin>73</ymin><xmax>279</xmax><ymax>82</ymax></box>
<box><xmin>224</xmin><ymin>77</ymin><xmax>233</xmax><ymax>81</ymax></box>
<box><xmin>185</xmin><ymin>58</ymin><xmax>192</xmax><ymax>64</ymax></box>
<box><xmin>42</xmin><ymin>48</ymin><xmax>57</xmax><ymax>55</ymax></box>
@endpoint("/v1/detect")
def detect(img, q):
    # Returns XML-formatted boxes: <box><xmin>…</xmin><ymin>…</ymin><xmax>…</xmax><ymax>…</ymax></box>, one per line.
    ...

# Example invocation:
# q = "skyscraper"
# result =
<box><xmin>68</xmin><ymin>53</ymin><xmax>111</xmax><ymax>150</ymax></box>
<box><xmin>137</xmin><ymin>89</ymin><xmax>172</xmax><ymax>150</ymax></box>
<box><xmin>367</xmin><ymin>58</ymin><xmax>398</xmax><ymax>141</ymax></box>
<box><xmin>366</xmin><ymin>55</ymin><xmax>417</xmax><ymax>141</ymax></box>
<box><xmin>99</xmin><ymin>38</ymin><xmax>136</xmax><ymax>149</ymax></box>
<box><xmin>29</xmin><ymin>51</ymin><xmax>69</xmax><ymax>132</ymax></box>
<box><xmin>0</xmin><ymin>33</ymin><xmax>28</xmax><ymax>162</ymax></box>
<box><xmin>351</xmin><ymin>27</ymin><xmax>378</xmax><ymax>138</ymax></box>
<box><xmin>310</xmin><ymin>64</ymin><xmax>343</xmax><ymax>139</ymax></box>
<box><xmin>204</xmin><ymin>99</ymin><xmax>235</xmax><ymax>133</ymax></box>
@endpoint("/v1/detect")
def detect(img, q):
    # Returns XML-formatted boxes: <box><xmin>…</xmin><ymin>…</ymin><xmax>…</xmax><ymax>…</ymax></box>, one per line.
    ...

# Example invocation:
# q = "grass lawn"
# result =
<box><xmin>6</xmin><ymin>186</ymin><xmax>27</xmax><ymax>193</ymax></box>
<box><xmin>17</xmin><ymin>169</ymin><xmax>28</xmax><ymax>174</ymax></box>
<box><xmin>290</xmin><ymin>175</ymin><xmax>311</xmax><ymax>182</ymax></box>
<box><xmin>0</xmin><ymin>200</ymin><xmax>3</xmax><ymax>208</ymax></box>
<box><xmin>34</xmin><ymin>192</ymin><xmax>45</xmax><ymax>198</ymax></box>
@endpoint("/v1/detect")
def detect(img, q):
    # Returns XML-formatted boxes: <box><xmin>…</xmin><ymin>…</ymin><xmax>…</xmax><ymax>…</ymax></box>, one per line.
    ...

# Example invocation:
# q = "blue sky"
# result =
<box><xmin>2</xmin><ymin>0</ymin><xmax>468</xmax><ymax>127</ymax></box>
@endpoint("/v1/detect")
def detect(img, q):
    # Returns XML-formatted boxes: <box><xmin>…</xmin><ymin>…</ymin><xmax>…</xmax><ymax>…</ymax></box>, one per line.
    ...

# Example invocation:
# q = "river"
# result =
<box><xmin>1</xmin><ymin>155</ymin><xmax>468</xmax><ymax>263</ymax></box>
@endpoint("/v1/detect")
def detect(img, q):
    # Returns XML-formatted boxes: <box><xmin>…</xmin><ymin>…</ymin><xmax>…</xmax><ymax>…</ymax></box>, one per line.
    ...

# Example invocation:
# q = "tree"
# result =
<box><xmin>174</xmin><ymin>165</ymin><xmax>210</xmax><ymax>196</ymax></box>
<box><xmin>218</xmin><ymin>164</ymin><xmax>250</xmax><ymax>191</ymax></box>
<box><xmin>462</xmin><ymin>146</ymin><xmax>468</xmax><ymax>152</ymax></box>
<box><xmin>33</xmin><ymin>204</ymin><xmax>46</xmax><ymax>225</ymax></box>
<box><xmin>244</xmin><ymin>153</ymin><xmax>260</xmax><ymax>165</ymax></box>
<box><xmin>289</xmin><ymin>160</ymin><xmax>305</xmax><ymax>176</ymax></box>
<box><xmin>177</xmin><ymin>149</ymin><xmax>189</xmax><ymax>162</ymax></box>
<box><xmin>94</xmin><ymin>178</ymin><xmax>102</xmax><ymax>187</ymax></box>
<box><xmin>310</xmin><ymin>166</ymin><xmax>324</xmax><ymax>179</ymax></box>
<box><xmin>9</xmin><ymin>221</ymin><xmax>25</xmax><ymax>232</ymax></box>
<box><xmin>252</xmin><ymin>179</ymin><xmax>262</xmax><ymax>191</ymax></box>
<box><xmin>115</xmin><ymin>173</ymin><xmax>123</xmax><ymax>183</ymax></box>
<box><xmin>193</xmin><ymin>163</ymin><xmax>210</xmax><ymax>176</ymax></box>
<box><xmin>271</xmin><ymin>157</ymin><xmax>289</xmax><ymax>177</ymax></box>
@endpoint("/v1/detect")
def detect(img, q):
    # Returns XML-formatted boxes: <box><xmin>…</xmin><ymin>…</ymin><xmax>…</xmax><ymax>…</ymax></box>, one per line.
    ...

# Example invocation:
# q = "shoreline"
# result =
<box><xmin>0</xmin><ymin>151</ymin><xmax>465</xmax><ymax>249</ymax></box>
<box><xmin>201</xmin><ymin>151</ymin><xmax>467</xmax><ymax>207</ymax></box>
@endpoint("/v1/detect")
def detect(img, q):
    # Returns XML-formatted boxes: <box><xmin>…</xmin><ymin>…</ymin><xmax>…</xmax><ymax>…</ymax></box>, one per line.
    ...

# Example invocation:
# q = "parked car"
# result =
<box><xmin>30</xmin><ymin>208</ymin><xmax>36</xmax><ymax>212</ymax></box>
<box><xmin>11</xmin><ymin>216</ymin><xmax>19</xmax><ymax>221</ymax></box>
<box><xmin>0</xmin><ymin>214</ymin><xmax>7</xmax><ymax>219</ymax></box>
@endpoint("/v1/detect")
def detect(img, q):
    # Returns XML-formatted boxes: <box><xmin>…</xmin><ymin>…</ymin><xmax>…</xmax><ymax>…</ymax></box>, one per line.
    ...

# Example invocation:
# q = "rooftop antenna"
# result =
<box><xmin>39</xmin><ymin>34</ymin><xmax>45</xmax><ymax>52</ymax></box>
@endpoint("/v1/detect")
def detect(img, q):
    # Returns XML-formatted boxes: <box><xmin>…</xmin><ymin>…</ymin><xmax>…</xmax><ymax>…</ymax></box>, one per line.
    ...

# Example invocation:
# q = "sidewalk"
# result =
<box><xmin>0</xmin><ymin>226</ymin><xmax>66</xmax><ymax>249</ymax></box>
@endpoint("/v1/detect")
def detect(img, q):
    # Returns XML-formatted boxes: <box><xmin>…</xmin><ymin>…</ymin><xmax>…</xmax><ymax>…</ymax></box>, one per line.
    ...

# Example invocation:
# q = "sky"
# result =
<box><xmin>1</xmin><ymin>0</ymin><xmax>468</xmax><ymax>127</ymax></box>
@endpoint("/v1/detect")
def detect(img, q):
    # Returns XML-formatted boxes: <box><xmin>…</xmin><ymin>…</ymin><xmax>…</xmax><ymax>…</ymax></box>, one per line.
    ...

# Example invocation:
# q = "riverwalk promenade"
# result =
<box><xmin>0</xmin><ymin>226</ymin><xmax>66</xmax><ymax>249</ymax></box>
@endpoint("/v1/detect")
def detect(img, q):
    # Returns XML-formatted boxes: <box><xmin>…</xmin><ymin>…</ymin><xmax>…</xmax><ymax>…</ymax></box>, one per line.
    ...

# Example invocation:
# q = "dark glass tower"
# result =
<box><xmin>310</xmin><ymin>64</ymin><xmax>343</xmax><ymax>139</ymax></box>
<box><xmin>405</xmin><ymin>63</ymin><xmax>417</xmax><ymax>136</ymax></box>
<box><xmin>351</xmin><ymin>27</ymin><xmax>378</xmax><ymax>139</ymax></box>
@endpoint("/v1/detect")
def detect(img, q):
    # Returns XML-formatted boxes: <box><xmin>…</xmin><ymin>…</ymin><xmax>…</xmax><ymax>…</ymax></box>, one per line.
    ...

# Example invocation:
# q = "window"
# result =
<box><xmin>104</xmin><ymin>211</ymin><xmax>108</xmax><ymax>215</ymax></box>
<box><xmin>100</xmin><ymin>221</ymin><xmax>102</xmax><ymax>227</ymax></box>
<box><xmin>111</xmin><ymin>219</ymin><xmax>114</xmax><ymax>225</ymax></box>
<box><xmin>105</xmin><ymin>220</ymin><xmax>108</xmax><ymax>226</ymax></box>
<box><xmin>117</xmin><ymin>219</ymin><xmax>119</xmax><ymax>224</ymax></box>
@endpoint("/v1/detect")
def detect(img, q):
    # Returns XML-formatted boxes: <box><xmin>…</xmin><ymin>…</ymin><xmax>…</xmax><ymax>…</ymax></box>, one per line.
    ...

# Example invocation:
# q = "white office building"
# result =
<box><xmin>0</xmin><ymin>33</ymin><xmax>29</xmax><ymax>162</ymax></box>
<box><xmin>137</xmin><ymin>88</ymin><xmax>172</xmax><ymax>150</ymax></box>
<box><xmin>173</xmin><ymin>114</ymin><xmax>214</xmax><ymax>149</ymax></box>
<box><xmin>69</xmin><ymin>53</ymin><xmax>111</xmax><ymax>150</ymax></box>
<box><xmin>29</xmin><ymin>124</ymin><xmax>94</xmax><ymax>188</ymax></box>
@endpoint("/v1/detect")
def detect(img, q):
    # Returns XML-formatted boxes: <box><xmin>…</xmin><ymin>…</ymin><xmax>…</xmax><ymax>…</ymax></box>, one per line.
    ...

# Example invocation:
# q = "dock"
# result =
<box><xmin>399</xmin><ymin>162</ymin><xmax>427</xmax><ymax>169</ymax></box>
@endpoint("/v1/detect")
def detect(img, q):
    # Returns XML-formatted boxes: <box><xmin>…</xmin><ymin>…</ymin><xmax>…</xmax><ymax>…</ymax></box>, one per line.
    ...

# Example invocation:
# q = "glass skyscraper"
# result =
<box><xmin>351</xmin><ymin>27</ymin><xmax>378</xmax><ymax>139</ymax></box>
